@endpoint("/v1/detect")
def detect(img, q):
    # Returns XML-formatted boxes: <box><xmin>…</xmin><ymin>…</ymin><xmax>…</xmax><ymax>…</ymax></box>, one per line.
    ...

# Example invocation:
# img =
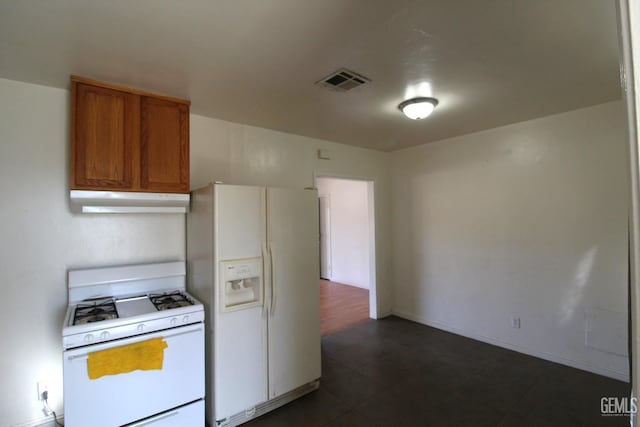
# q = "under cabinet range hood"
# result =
<box><xmin>70</xmin><ymin>190</ymin><xmax>190</xmax><ymax>214</ymax></box>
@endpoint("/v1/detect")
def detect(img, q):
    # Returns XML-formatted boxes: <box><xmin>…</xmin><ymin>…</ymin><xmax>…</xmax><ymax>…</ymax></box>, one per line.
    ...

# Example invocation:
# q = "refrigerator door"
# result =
<box><xmin>214</xmin><ymin>185</ymin><xmax>269</xmax><ymax>420</ymax></box>
<box><xmin>266</xmin><ymin>187</ymin><xmax>321</xmax><ymax>399</ymax></box>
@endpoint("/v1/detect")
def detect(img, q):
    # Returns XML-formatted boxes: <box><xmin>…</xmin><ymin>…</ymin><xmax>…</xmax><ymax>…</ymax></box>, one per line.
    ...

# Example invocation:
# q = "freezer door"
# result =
<box><xmin>266</xmin><ymin>187</ymin><xmax>321</xmax><ymax>399</ymax></box>
<box><xmin>214</xmin><ymin>184</ymin><xmax>269</xmax><ymax>420</ymax></box>
<box><xmin>215</xmin><ymin>184</ymin><xmax>265</xmax><ymax>261</ymax></box>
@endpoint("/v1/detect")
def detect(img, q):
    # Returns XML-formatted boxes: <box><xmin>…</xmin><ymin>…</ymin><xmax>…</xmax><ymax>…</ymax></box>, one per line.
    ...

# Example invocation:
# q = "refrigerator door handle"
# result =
<box><xmin>269</xmin><ymin>241</ymin><xmax>276</xmax><ymax>316</ymax></box>
<box><xmin>262</xmin><ymin>243</ymin><xmax>269</xmax><ymax>317</ymax></box>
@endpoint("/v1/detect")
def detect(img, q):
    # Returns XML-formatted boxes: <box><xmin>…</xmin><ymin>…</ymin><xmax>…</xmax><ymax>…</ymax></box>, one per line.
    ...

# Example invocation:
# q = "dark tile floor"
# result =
<box><xmin>246</xmin><ymin>316</ymin><xmax>630</xmax><ymax>427</ymax></box>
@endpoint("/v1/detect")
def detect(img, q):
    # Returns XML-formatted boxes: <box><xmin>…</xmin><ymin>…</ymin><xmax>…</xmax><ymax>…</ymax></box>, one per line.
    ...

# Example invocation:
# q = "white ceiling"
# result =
<box><xmin>0</xmin><ymin>0</ymin><xmax>621</xmax><ymax>151</ymax></box>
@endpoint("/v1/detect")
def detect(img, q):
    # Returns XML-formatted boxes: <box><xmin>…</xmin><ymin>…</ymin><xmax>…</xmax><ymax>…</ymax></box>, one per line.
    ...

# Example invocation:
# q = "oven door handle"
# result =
<box><xmin>67</xmin><ymin>354</ymin><xmax>89</xmax><ymax>362</ymax></box>
<box><xmin>66</xmin><ymin>326</ymin><xmax>203</xmax><ymax>361</ymax></box>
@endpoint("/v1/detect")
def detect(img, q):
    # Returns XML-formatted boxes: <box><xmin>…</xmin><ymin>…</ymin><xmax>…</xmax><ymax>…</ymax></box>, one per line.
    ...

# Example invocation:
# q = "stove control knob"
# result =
<box><xmin>100</xmin><ymin>331</ymin><xmax>110</xmax><ymax>340</ymax></box>
<box><xmin>137</xmin><ymin>324</ymin><xmax>145</xmax><ymax>332</ymax></box>
<box><xmin>84</xmin><ymin>334</ymin><xmax>94</xmax><ymax>343</ymax></box>
<box><xmin>183</xmin><ymin>315</ymin><xmax>190</xmax><ymax>324</ymax></box>
<box><xmin>170</xmin><ymin>318</ymin><xmax>178</xmax><ymax>326</ymax></box>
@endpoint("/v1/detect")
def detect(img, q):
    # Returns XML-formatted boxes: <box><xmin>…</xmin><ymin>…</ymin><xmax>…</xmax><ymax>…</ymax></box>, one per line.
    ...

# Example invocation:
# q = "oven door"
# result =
<box><xmin>63</xmin><ymin>323</ymin><xmax>204</xmax><ymax>427</ymax></box>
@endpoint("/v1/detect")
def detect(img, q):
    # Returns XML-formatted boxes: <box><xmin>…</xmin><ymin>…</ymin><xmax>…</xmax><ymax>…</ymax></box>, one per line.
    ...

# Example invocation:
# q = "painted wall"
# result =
<box><xmin>189</xmin><ymin>113</ymin><xmax>392</xmax><ymax>315</ymax></box>
<box><xmin>390</xmin><ymin>101</ymin><xmax>629</xmax><ymax>380</ymax></box>
<box><xmin>0</xmin><ymin>77</ymin><xmax>392</xmax><ymax>426</ymax></box>
<box><xmin>316</xmin><ymin>177</ymin><xmax>371</xmax><ymax>289</ymax></box>
<box><xmin>0</xmin><ymin>78</ymin><xmax>186</xmax><ymax>427</ymax></box>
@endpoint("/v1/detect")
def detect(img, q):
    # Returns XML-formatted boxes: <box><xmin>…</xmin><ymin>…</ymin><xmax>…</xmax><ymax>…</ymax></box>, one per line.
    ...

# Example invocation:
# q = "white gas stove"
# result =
<box><xmin>63</xmin><ymin>261</ymin><xmax>204</xmax><ymax>349</ymax></box>
<box><xmin>62</xmin><ymin>261</ymin><xmax>205</xmax><ymax>427</ymax></box>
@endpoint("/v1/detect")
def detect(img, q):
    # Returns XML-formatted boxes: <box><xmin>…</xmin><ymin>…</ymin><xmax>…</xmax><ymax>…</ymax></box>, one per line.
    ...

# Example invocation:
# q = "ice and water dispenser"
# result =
<box><xmin>220</xmin><ymin>258</ymin><xmax>262</xmax><ymax>311</ymax></box>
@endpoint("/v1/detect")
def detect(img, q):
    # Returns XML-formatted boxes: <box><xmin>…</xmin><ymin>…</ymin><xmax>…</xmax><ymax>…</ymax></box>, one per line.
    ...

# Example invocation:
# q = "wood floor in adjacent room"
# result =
<box><xmin>320</xmin><ymin>279</ymin><xmax>369</xmax><ymax>336</ymax></box>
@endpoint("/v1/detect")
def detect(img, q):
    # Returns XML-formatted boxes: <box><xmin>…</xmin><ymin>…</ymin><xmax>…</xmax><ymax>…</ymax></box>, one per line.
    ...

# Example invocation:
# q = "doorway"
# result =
<box><xmin>315</xmin><ymin>175</ymin><xmax>376</xmax><ymax>335</ymax></box>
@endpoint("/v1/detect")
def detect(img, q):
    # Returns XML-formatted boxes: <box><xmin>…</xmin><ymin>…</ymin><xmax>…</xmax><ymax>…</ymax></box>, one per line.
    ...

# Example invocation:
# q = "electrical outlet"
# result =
<box><xmin>511</xmin><ymin>317</ymin><xmax>521</xmax><ymax>329</ymax></box>
<box><xmin>37</xmin><ymin>381</ymin><xmax>49</xmax><ymax>401</ymax></box>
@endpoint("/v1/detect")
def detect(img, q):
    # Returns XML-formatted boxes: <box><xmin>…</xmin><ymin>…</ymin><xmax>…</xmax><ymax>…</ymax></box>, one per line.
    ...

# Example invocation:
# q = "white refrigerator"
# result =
<box><xmin>187</xmin><ymin>183</ymin><xmax>321</xmax><ymax>426</ymax></box>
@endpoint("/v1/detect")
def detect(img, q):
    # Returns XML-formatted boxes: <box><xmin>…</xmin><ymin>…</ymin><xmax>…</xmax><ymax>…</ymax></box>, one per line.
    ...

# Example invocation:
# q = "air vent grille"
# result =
<box><xmin>316</xmin><ymin>68</ymin><xmax>370</xmax><ymax>92</ymax></box>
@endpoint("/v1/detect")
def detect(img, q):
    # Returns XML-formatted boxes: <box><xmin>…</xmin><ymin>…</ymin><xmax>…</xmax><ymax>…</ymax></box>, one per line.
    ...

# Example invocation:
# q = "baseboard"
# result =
<box><xmin>11</xmin><ymin>413</ymin><xmax>64</xmax><ymax>427</ymax></box>
<box><xmin>376</xmin><ymin>309</ymin><xmax>393</xmax><ymax>319</ymax></box>
<box><xmin>392</xmin><ymin>310</ymin><xmax>629</xmax><ymax>382</ymax></box>
<box><xmin>217</xmin><ymin>380</ymin><xmax>319</xmax><ymax>426</ymax></box>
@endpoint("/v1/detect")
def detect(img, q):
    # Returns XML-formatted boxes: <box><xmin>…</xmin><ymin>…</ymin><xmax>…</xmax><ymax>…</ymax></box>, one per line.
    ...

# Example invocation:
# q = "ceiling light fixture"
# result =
<box><xmin>398</xmin><ymin>97</ymin><xmax>439</xmax><ymax>120</ymax></box>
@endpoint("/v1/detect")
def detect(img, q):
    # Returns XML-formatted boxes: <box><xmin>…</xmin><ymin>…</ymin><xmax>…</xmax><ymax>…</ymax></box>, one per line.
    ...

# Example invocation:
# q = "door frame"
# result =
<box><xmin>314</xmin><ymin>172</ymin><xmax>378</xmax><ymax>319</ymax></box>
<box><xmin>318</xmin><ymin>194</ymin><xmax>332</xmax><ymax>280</ymax></box>
<box><xmin>618</xmin><ymin>0</ymin><xmax>640</xmax><ymax>421</ymax></box>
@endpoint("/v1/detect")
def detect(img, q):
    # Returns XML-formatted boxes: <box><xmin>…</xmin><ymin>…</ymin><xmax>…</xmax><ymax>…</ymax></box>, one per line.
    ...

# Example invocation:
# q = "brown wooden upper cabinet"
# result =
<box><xmin>71</xmin><ymin>76</ymin><xmax>190</xmax><ymax>193</ymax></box>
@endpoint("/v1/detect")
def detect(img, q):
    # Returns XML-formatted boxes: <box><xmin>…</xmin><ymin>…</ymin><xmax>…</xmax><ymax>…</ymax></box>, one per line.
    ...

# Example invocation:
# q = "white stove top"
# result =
<box><xmin>62</xmin><ymin>262</ymin><xmax>204</xmax><ymax>350</ymax></box>
<box><xmin>117</xmin><ymin>296</ymin><xmax>157</xmax><ymax>318</ymax></box>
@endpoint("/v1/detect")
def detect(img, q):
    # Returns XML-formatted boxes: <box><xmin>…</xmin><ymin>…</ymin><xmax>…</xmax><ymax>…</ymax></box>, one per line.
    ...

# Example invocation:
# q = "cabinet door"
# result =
<box><xmin>71</xmin><ymin>82</ymin><xmax>139</xmax><ymax>190</ymax></box>
<box><xmin>140</xmin><ymin>97</ymin><xmax>189</xmax><ymax>193</ymax></box>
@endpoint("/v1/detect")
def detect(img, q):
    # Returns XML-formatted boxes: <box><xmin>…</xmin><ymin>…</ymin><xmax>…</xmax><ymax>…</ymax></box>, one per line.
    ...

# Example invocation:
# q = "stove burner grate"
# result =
<box><xmin>73</xmin><ymin>299</ymin><xmax>118</xmax><ymax>325</ymax></box>
<box><xmin>150</xmin><ymin>291</ymin><xmax>194</xmax><ymax>311</ymax></box>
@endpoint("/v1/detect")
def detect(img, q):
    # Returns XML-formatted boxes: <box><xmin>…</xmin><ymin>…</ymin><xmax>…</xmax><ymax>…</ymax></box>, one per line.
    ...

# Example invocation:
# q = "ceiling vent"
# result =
<box><xmin>316</xmin><ymin>68</ymin><xmax>370</xmax><ymax>92</ymax></box>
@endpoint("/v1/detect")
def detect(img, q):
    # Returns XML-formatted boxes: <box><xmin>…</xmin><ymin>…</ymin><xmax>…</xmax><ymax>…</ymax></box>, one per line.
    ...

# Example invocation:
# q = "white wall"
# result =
<box><xmin>391</xmin><ymin>101</ymin><xmax>629</xmax><ymax>380</ymax></box>
<box><xmin>316</xmin><ymin>177</ymin><xmax>370</xmax><ymax>289</ymax></box>
<box><xmin>0</xmin><ymin>78</ymin><xmax>186</xmax><ymax>427</ymax></box>
<box><xmin>0</xmin><ymin>77</ymin><xmax>392</xmax><ymax>426</ymax></box>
